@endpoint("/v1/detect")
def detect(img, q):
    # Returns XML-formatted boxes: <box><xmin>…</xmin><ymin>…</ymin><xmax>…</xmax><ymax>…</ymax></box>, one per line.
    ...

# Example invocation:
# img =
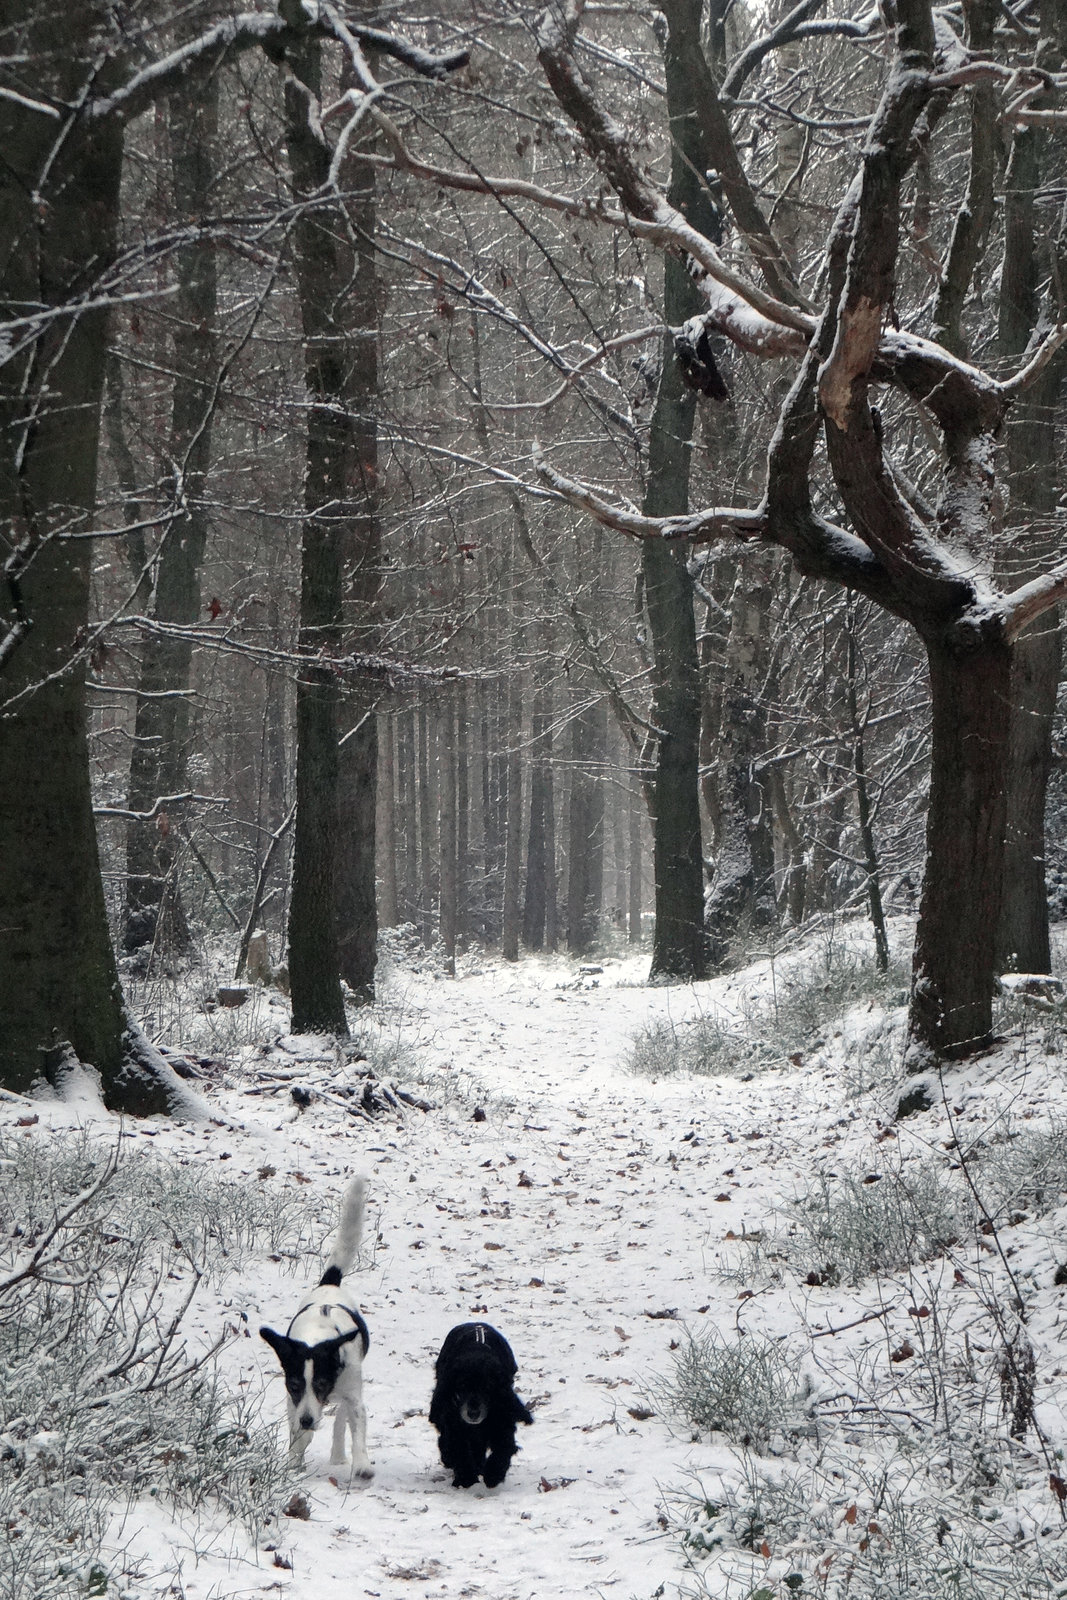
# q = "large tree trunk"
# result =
<box><xmin>704</xmin><ymin>554</ymin><xmax>777</xmax><ymax>963</ymax></box>
<box><xmin>377</xmin><ymin>713</ymin><xmax>399</xmax><ymax>929</ymax></box>
<box><xmin>641</xmin><ymin>0</ymin><xmax>729</xmax><ymax>983</ymax></box>
<box><xmin>439</xmin><ymin>696</ymin><xmax>458</xmax><ymax>974</ymax></box>
<box><xmin>336</xmin><ymin>712</ymin><xmax>378</xmax><ymax>1002</ymax></box>
<box><xmin>333</xmin><ymin>51</ymin><xmax>381</xmax><ymax>1002</ymax></box>
<box><xmin>0</xmin><ymin>9</ymin><xmax>193</xmax><ymax>1113</ymax></box>
<box><xmin>995</xmin><ymin>94</ymin><xmax>1066</xmax><ymax>971</ymax></box>
<box><xmin>283</xmin><ymin>33</ymin><xmax>351</xmax><ymax>1037</ymax></box>
<box><xmin>522</xmin><ymin>674</ymin><xmax>552</xmax><ymax>950</ymax></box>
<box><xmin>908</xmin><ymin>635</ymin><xmax>1013</xmax><ymax>1064</ymax></box>
<box><xmin>124</xmin><ymin>55</ymin><xmax>218</xmax><ymax>963</ymax></box>
<box><xmin>501</xmin><ymin>670</ymin><xmax>524</xmax><ymax>962</ymax></box>
<box><xmin>566</xmin><ymin>695</ymin><xmax>606</xmax><ymax>955</ymax></box>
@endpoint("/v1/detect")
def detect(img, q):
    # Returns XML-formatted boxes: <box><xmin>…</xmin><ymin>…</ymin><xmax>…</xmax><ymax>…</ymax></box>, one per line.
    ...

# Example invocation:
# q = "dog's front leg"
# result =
<box><xmin>288</xmin><ymin>1417</ymin><xmax>313</xmax><ymax>1469</ymax></box>
<box><xmin>345</xmin><ymin>1396</ymin><xmax>373</xmax><ymax>1479</ymax></box>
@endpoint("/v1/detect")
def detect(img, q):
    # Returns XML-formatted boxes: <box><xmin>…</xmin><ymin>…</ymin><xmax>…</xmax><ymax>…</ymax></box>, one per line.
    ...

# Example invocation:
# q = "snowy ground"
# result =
<box><xmin>6</xmin><ymin>925</ymin><xmax>1067</xmax><ymax>1600</ymax></box>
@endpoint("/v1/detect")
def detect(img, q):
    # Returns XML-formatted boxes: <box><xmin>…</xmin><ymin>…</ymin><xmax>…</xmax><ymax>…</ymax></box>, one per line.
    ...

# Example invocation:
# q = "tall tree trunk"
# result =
<box><xmin>283</xmin><ymin>31</ymin><xmax>351</xmax><ymax>1036</ymax></box>
<box><xmin>704</xmin><ymin>554</ymin><xmax>777</xmax><ymax>962</ymax></box>
<box><xmin>456</xmin><ymin>681</ymin><xmax>470</xmax><ymax>947</ymax></box>
<box><xmin>629</xmin><ymin>768</ymin><xmax>644</xmax><ymax>942</ymax></box>
<box><xmin>523</xmin><ymin>671</ymin><xmax>552</xmax><ymax>949</ymax></box>
<box><xmin>398</xmin><ymin>706</ymin><xmax>418</xmax><ymax>923</ymax></box>
<box><xmin>642</xmin><ymin>0</ymin><xmax>726</xmax><ymax>982</ymax></box>
<box><xmin>566</xmin><ymin>695</ymin><xmax>606</xmax><ymax>955</ymax></box>
<box><xmin>439</xmin><ymin>696</ymin><xmax>457</xmax><ymax>974</ymax></box>
<box><xmin>418</xmin><ymin>702</ymin><xmax>435</xmax><ymax>947</ymax></box>
<box><xmin>377</xmin><ymin>713</ymin><xmax>399</xmax><ymax>929</ymax></box>
<box><xmin>0</xmin><ymin>9</ymin><xmax>190</xmax><ymax>1112</ymax></box>
<box><xmin>501</xmin><ymin>670</ymin><xmax>524</xmax><ymax>961</ymax></box>
<box><xmin>908</xmin><ymin>636</ymin><xmax>1013</xmax><ymax>1064</ymax></box>
<box><xmin>333</xmin><ymin>53</ymin><xmax>381</xmax><ymax>1002</ymax></box>
<box><xmin>995</xmin><ymin>39</ymin><xmax>1066</xmax><ymax>970</ymax></box>
<box><xmin>124</xmin><ymin>52</ymin><xmax>218</xmax><ymax>963</ymax></box>
<box><xmin>337</xmin><ymin>711</ymin><xmax>378</xmax><ymax>1002</ymax></box>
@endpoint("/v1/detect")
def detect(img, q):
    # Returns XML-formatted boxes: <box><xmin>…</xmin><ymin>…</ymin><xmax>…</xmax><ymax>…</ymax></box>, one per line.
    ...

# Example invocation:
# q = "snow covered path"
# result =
<box><xmin>32</xmin><ymin>940</ymin><xmax>1067</xmax><ymax>1600</ymax></box>
<box><xmin>109</xmin><ymin>952</ymin><xmax>834</xmax><ymax>1600</ymax></box>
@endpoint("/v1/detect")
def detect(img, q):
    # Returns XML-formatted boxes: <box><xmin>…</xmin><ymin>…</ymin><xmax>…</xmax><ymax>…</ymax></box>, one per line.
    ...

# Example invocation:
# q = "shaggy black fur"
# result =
<box><xmin>429</xmin><ymin>1322</ymin><xmax>533</xmax><ymax>1488</ymax></box>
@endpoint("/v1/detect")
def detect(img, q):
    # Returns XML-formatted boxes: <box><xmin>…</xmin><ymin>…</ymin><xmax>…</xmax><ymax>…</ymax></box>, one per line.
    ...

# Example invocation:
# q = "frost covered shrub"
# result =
<box><xmin>968</xmin><ymin>1125</ymin><xmax>1067</xmax><ymax>1222</ymax></box>
<box><xmin>0</xmin><ymin>1133</ymin><xmax>296</xmax><ymax>1597</ymax></box>
<box><xmin>654</xmin><ymin>1331</ymin><xmax>798</xmax><ymax>1449</ymax></box>
<box><xmin>627</xmin><ymin>1010</ymin><xmax>782</xmax><ymax>1079</ymax></box>
<box><xmin>669</xmin><ymin>1453</ymin><xmax>1066</xmax><ymax>1600</ymax></box>
<box><xmin>626</xmin><ymin>945</ymin><xmax>909</xmax><ymax>1080</ymax></box>
<box><xmin>777</xmin><ymin>1160</ymin><xmax>964</xmax><ymax>1285</ymax></box>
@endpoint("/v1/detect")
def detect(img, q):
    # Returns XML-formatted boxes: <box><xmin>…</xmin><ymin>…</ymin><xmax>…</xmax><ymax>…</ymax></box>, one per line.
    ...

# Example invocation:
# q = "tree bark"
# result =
<box><xmin>283</xmin><ymin>31</ymin><xmax>351</xmax><ymax>1036</ymax></box>
<box><xmin>522</xmin><ymin>674</ymin><xmax>552</xmax><ymax>950</ymax></box>
<box><xmin>124</xmin><ymin>50</ymin><xmax>218</xmax><ymax>963</ymax></box>
<box><xmin>377</xmin><ymin>713</ymin><xmax>399</xmax><ymax>929</ymax></box>
<box><xmin>501</xmin><ymin>671</ymin><xmax>524</xmax><ymax>962</ymax></box>
<box><xmin>0</xmin><ymin>6</ymin><xmax>193</xmax><ymax>1112</ymax></box>
<box><xmin>704</xmin><ymin>554</ymin><xmax>777</xmax><ymax>962</ymax></box>
<box><xmin>566</xmin><ymin>694</ymin><xmax>606</xmax><ymax>955</ymax></box>
<box><xmin>333</xmin><ymin>50</ymin><xmax>381</xmax><ymax>1003</ymax></box>
<box><xmin>909</xmin><ymin>634</ymin><xmax>1012</xmax><ymax>1062</ymax></box>
<box><xmin>641</xmin><ymin>0</ymin><xmax>727</xmax><ymax>983</ymax></box>
<box><xmin>994</xmin><ymin>20</ymin><xmax>1067</xmax><ymax>970</ymax></box>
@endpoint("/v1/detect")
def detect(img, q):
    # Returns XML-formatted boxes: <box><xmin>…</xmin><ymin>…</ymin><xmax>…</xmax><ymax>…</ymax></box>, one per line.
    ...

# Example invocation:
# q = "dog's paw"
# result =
<box><xmin>351</xmin><ymin>1462</ymin><xmax>375</xmax><ymax>1480</ymax></box>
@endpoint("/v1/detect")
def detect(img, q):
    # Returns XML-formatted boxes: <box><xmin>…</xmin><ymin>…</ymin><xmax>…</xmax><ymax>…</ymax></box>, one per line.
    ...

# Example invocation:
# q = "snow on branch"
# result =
<box><xmin>1002</xmin><ymin>561</ymin><xmax>1067</xmax><ymax>642</ymax></box>
<box><xmin>721</xmin><ymin>0</ymin><xmax>881</xmax><ymax>100</ymax></box>
<box><xmin>93</xmin><ymin>792</ymin><xmax>228</xmax><ymax>823</ymax></box>
<box><xmin>86</xmin><ymin>10</ymin><xmax>469</xmax><ymax>127</ymax></box>
<box><xmin>534</xmin><ymin>450</ymin><xmax>765</xmax><ymax>545</ymax></box>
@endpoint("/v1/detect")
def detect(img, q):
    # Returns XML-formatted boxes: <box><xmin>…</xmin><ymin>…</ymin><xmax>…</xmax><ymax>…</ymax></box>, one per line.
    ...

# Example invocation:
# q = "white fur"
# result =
<box><xmin>261</xmin><ymin>1176</ymin><xmax>373</xmax><ymax>1481</ymax></box>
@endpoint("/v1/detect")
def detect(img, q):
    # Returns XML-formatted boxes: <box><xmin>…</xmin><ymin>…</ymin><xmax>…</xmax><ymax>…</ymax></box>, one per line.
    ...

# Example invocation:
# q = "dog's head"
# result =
<box><xmin>441</xmin><ymin>1352</ymin><xmax>508</xmax><ymax>1427</ymax></box>
<box><xmin>260</xmin><ymin>1325</ymin><xmax>361</xmax><ymax>1433</ymax></box>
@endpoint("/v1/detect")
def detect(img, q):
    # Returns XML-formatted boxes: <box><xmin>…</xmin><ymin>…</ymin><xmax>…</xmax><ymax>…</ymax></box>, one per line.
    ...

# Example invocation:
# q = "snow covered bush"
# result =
<box><xmin>626</xmin><ymin>942</ymin><xmax>909</xmax><ymax>1080</ymax></box>
<box><xmin>774</xmin><ymin>1159</ymin><xmax>964</xmax><ymax>1285</ymax></box>
<box><xmin>968</xmin><ymin>1125</ymin><xmax>1067</xmax><ymax>1224</ymax></box>
<box><xmin>0</xmin><ymin>1132</ymin><xmax>298</xmax><ymax>1597</ymax></box>
<box><xmin>654</xmin><ymin>1331</ymin><xmax>799</xmax><ymax>1450</ymax></box>
<box><xmin>668</xmin><ymin>1447</ymin><xmax>1066</xmax><ymax>1600</ymax></box>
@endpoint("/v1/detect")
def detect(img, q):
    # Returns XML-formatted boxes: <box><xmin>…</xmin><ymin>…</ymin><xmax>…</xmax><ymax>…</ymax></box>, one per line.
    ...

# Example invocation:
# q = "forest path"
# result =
<box><xmin>169</xmin><ymin>952</ymin><xmax>833</xmax><ymax>1600</ymax></box>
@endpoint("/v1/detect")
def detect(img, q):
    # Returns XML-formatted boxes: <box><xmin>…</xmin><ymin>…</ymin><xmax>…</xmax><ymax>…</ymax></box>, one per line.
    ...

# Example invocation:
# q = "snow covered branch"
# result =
<box><xmin>535</xmin><ymin>452</ymin><xmax>765</xmax><ymax>545</ymax></box>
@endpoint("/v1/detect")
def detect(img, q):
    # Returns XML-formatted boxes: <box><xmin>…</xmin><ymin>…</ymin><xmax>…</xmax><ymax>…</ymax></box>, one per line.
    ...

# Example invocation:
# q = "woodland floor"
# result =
<box><xmin>7</xmin><ymin>922</ymin><xmax>1067</xmax><ymax>1600</ymax></box>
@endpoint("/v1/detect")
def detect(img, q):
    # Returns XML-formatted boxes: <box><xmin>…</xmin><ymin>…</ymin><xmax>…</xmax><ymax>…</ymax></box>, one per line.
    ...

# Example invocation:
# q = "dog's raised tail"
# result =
<box><xmin>319</xmin><ymin>1174</ymin><xmax>367</xmax><ymax>1286</ymax></box>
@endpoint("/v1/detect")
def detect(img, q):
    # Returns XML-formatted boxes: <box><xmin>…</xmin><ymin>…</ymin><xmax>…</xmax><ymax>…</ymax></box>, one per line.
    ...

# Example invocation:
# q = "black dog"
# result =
<box><xmin>429</xmin><ymin>1322</ymin><xmax>533</xmax><ymax>1488</ymax></box>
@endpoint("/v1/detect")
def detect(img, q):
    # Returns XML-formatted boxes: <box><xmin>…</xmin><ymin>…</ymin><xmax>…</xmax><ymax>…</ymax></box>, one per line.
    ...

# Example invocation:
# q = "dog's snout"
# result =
<box><xmin>459</xmin><ymin>1399</ymin><xmax>489</xmax><ymax>1427</ymax></box>
<box><xmin>299</xmin><ymin>1413</ymin><xmax>315</xmax><ymax>1430</ymax></box>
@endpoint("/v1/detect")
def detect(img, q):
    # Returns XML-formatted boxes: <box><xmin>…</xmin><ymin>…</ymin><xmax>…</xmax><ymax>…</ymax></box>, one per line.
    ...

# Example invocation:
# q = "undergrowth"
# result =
<box><xmin>668</xmin><ymin>1445</ymin><xmax>1066</xmax><ymax>1600</ymax></box>
<box><xmin>0</xmin><ymin>1132</ymin><xmax>301</xmax><ymax>1598</ymax></box>
<box><xmin>652</xmin><ymin>1332</ymin><xmax>800</xmax><ymax>1451</ymax></box>
<box><xmin>626</xmin><ymin>940</ymin><xmax>909</xmax><ymax>1080</ymax></box>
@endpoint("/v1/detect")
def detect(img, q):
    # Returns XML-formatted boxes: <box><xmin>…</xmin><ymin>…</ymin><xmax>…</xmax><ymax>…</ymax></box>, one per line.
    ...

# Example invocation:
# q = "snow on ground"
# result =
<box><xmin>7</xmin><ymin>928</ymin><xmax>1067</xmax><ymax>1600</ymax></box>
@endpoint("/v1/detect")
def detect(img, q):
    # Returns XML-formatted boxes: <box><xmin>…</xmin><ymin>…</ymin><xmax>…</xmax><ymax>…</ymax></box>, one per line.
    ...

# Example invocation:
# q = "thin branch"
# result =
<box><xmin>535</xmin><ymin>450</ymin><xmax>765</xmax><ymax>544</ymax></box>
<box><xmin>93</xmin><ymin>792</ymin><xmax>227</xmax><ymax>823</ymax></box>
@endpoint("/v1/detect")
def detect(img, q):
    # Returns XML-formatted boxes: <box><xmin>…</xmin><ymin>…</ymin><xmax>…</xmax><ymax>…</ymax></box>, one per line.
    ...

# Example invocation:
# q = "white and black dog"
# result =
<box><xmin>429</xmin><ymin>1322</ymin><xmax>534</xmax><ymax>1488</ymax></box>
<box><xmin>260</xmin><ymin>1175</ymin><xmax>373</xmax><ymax>1478</ymax></box>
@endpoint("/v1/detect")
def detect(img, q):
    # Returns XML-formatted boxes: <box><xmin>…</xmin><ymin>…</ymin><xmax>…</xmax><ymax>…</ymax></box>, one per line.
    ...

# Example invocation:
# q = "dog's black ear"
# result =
<box><xmin>260</xmin><ymin>1325</ymin><xmax>290</xmax><ymax>1361</ymax></box>
<box><xmin>512</xmin><ymin>1393</ymin><xmax>534</xmax><ymax>1426</ymax></box>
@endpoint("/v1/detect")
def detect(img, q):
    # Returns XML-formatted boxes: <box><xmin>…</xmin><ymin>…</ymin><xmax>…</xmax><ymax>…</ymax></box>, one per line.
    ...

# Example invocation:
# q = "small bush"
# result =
<box><xmin>968</xmin><ymin>1125</ymin><xmax>1067</xmax><ymax>1223</ymax></box>
<box><xmin>668</xmin><ymin>1452</ymin><xmax>1065</xmax><ymax>1600</ymax></box>
<box><xmin>626</xmin><ymin>942</ymin><xmax>909</xmax><ymax>1080</ymax></box>
<box><xmin>653</xmin><ymin>1331</ymin><xmax>798</xmax><ymax>1450</ymax></box>
<box><xmin>777</xmin><ymin>1160</ymin><xmax>964</xmax><ymax>1285</ymax></box>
